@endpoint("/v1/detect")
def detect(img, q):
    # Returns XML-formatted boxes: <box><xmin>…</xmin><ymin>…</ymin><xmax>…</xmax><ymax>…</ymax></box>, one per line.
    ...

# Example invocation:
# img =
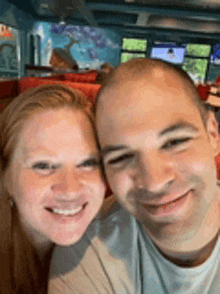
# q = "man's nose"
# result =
<box><xmin>139</xmin><ymin>153</ymin><xmax>175</xmax><ymax>193</ymax></box>
<box><xmin>51</xmin><ymin>169</ymin><xmax>84</xmax><ymax>196</ymax></box>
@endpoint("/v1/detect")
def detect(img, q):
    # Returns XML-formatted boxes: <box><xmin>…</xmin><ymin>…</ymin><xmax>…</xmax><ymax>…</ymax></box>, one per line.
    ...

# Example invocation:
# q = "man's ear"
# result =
<box><xmin>206</xmin><ymin>110</ymin><xmax>219</xmax><ymax>156</ymax></box>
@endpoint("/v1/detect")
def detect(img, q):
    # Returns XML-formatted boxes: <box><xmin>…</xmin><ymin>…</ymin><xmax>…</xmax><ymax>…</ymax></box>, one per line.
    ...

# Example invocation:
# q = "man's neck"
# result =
<box><xmin>156</xmin><ymin>232</ymin><xmax>219</xmax><ymax>267</ymax></box>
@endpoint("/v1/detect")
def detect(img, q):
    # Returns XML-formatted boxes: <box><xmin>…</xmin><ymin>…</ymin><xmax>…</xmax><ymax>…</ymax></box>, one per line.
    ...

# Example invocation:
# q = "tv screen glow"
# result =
<box><xmin>151</xmin><ymin>47</ymin><xmax>185</xmax><ymax>64</ymax></box>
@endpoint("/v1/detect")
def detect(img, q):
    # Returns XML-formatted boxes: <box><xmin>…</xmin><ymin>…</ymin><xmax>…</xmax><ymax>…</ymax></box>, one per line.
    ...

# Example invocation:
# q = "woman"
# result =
<box><xmin>0</xmin><ymin>84</ymin><xmax>106</xmax><ymax>293</ymax></box>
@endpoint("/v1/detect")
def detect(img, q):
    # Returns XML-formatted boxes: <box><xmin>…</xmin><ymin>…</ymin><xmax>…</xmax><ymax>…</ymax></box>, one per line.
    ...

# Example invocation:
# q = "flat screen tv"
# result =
<box><xmin>151</xmin><ymin>45</ymin><xmax>185</xmax><ymax>64</ymax></box>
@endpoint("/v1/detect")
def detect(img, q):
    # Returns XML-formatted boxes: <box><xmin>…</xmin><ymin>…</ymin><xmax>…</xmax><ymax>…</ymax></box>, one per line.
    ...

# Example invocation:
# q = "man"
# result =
<box><xmin>49</xmin><ymin>59</ymin><xmax>220</xmax><ymax>293</ymax></box>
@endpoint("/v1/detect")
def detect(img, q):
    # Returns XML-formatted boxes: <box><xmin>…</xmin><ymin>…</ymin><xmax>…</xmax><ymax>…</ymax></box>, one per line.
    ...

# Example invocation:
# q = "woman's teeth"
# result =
<box><xmin>52</xmin><ymin>206</ymin><xmax>83</xmax><ymax>216</ymax></box>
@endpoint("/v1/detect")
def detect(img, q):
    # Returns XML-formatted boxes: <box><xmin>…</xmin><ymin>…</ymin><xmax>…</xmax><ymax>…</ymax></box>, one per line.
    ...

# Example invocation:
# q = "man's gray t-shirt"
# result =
<box><xmin>49</xmin><ymin>197</ymin><xmax>220</xmax><ymax>294</ymax></box>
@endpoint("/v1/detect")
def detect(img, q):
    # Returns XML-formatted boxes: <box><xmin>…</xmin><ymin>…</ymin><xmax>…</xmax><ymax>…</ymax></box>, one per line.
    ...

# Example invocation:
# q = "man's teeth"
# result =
<box><xmin>52</xmin><ymin>206</ymin><xmax>83</xmax><ymax>216</ymax></box>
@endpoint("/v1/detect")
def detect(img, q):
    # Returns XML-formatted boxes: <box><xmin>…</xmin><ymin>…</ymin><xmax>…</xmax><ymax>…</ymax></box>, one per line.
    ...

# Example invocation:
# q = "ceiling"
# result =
<box><xmin>6</xmin><ymin>0</ymin><xmax>220</xmax><ymax>43</ymax></box>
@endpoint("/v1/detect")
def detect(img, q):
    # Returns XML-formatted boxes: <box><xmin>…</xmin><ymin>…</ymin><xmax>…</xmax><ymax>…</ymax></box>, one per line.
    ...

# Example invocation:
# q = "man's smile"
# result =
<box><xmin>142</xmin><ymin>191</ymin><xmax>190</xmax><ymax>218</ymax></box>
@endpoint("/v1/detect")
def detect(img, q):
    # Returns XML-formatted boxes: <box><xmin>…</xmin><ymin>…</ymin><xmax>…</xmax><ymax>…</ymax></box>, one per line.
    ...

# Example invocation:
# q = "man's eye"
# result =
<box><xmin>107</xmin><ymin>153</ymin><xmax>134</xmax><ymax>166</ymax></box>
<box><xmin>162</xmin><ymin>137</ymin><xmax>191</xmax><ymax>150</ymax></box>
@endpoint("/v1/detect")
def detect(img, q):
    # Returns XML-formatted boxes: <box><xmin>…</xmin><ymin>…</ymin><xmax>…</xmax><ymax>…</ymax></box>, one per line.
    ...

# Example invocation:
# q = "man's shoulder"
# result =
<box><xmin>94</xmin><ymin>195</ymin><xmax>135</xmax><ymax>228</ymax></box>
<box><xmin>96</xmin><ymin>195</ymin><xmax>122</xmax><ymax>220</ymax></box>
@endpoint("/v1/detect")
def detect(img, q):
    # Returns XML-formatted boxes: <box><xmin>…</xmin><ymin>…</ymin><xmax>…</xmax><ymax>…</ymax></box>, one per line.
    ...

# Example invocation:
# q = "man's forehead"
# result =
<box><xmin>95</xmin><ymin>71</ymin><xmax>201</xmax><ymax>143</ymax></box>
<box><xmin>97</xmin><ymin>71</ymin><xmax>191</xmax><ymax>116</ymax></box>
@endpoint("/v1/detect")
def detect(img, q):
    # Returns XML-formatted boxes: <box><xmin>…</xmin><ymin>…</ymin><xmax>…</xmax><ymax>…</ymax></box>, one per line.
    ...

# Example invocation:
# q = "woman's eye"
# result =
<box><xmin>33</xmin><ymin>162</ymin><xmax>50</xmax><ymax>170</ymax></box>
<box><xmin>107</xmin><ymin>153</ymin><xmax>134</xmax><ymax>166</ymax></box>
<box><xmin>79</xmin><ymin>159</ymin><xmax>100</xmax><ymax>169</ymax></box>
<box><xmin>32</xmin><ymin>162</ymin><xmax>58</xmax><ymax>175</ymax></box>
<box><xmin>162</xmin><ymin>137</ymin><xmax>191</xmax><ymax>150</ymax></box>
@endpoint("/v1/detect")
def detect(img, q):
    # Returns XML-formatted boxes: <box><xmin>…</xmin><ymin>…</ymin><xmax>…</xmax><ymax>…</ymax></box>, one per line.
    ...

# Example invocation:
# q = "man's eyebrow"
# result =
<box><xmin>101</xmin><ymin>145</ymin><xmax>128</xmax><ymax>157</ymax></box>
<box><xmin>159</xmin><ymin>121</ymin><xmax>199</xmax><ymax>137</ymax></box>
<box><xmin>101</xmin><ymin>122</ymin><xmax>199</xmax><ymax>156</ymax></box>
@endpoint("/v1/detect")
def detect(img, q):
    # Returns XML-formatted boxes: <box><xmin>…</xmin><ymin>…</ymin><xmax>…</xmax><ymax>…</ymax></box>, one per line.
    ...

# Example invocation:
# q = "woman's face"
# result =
<box><xmin>9</xmin><ymin>108</ymin><xmax>105</xmax><ymax>249</ymax></box>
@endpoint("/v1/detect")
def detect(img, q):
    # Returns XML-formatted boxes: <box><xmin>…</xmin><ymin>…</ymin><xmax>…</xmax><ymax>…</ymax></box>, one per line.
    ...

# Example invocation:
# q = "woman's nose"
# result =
<box><xmin>51</xmin><ymin>169</ymin><xmax>84</xmax><ymax>196</ymax></box>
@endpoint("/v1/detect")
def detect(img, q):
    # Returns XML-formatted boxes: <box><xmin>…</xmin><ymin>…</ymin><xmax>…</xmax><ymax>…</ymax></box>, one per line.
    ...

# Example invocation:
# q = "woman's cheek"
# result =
<box><xmin>15</xmin><ymin>171</ymin><xmax>47</xmax><ymax>201</ymax></box>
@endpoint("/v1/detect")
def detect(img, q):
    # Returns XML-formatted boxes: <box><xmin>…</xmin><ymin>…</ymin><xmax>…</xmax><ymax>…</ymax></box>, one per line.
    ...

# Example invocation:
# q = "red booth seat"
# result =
<box><xmin>0</xmin><ymin>72</ymin><xmax>98</xmax><ymax>101</ymax></box>
<box><xmin>0</xmin><ymin>77</ymin><xmax>100</xmax><ymax>108</ymax></box>
<box><xmin>18</xmin><ymin>78</ymin><xmax>100</xmax><ymax>103</ymax></box>
<box><xmin>63</xmin><ymin>71</ymin><xmax>98</xmax><ymax>84</ymax></box>
<box><xmin>216</xmin><ymin>154</ymin><xmax>220</xmax><ymax>180</ymax></box>
<box><xmin>0</xmin><ymin>76</ymin><xmax>65</xmax><ymax>100</ymax></box>
<box><xmin>28</xmin><ymin>75</ymin><xmax>65</xmax><ymax>81</ymax></box>
<box><xmin>0</xmin><ymin>80</ymin><xmax>19</xmax><ymax>99</ymax></box>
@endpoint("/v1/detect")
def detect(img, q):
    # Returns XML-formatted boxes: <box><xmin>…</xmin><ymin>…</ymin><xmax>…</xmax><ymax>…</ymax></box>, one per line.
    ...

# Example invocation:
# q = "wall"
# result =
<box><xmin>32</xmin><ymin>22</ymin><xmax>121</xmax><ymax>69</ymax></box>
<box><xmin>0</xmin><ymin>25</ymin><xmax>19</xmax><ymax>77</ymax></box>
<box><xmin>0</xmin><ymin>0</ymin><xmax>35</xmax><ymax>77</ymax></box>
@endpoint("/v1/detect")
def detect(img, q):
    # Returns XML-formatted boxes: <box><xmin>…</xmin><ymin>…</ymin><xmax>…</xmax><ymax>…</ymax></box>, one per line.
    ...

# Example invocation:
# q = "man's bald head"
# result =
<box><xmin>95</xmin><ymin>58</ymin><xmax>208</xmax><ymax>124</ymax></box>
